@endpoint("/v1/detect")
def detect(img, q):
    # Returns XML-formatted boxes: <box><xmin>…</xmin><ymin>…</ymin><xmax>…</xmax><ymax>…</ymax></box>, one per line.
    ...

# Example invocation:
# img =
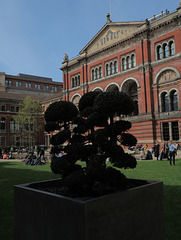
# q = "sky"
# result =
<box><xmin>0</xmin><ymin>0</ymin><xmax>180</xmax><ymax>82</ymax></box>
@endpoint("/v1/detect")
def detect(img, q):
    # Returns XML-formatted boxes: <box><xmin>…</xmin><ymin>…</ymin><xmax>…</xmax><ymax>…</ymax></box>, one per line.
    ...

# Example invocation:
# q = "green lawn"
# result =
<box><xmin>0</xmin><ymin>159</ymin><xmax>181</xmax><ymax>240</ymax></box>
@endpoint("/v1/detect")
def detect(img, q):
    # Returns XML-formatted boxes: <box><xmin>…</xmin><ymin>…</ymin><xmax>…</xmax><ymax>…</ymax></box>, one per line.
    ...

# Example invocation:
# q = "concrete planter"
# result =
<box><xmin>14</xmin><ymin>179</ymin><xmax>165</xmax><ymax>240</ymax></box>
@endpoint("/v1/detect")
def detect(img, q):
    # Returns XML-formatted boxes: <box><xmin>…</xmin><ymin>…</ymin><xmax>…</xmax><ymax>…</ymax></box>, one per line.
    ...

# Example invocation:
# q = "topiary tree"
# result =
<box><xmin>44</xmin><ymin>91</ymin><xmax>137</xmax><ymax>197</ymax></box>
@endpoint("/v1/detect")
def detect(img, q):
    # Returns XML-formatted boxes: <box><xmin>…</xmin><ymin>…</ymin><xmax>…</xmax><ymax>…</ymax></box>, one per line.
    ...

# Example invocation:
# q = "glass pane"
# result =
<box><xmin>162</xmin><ymin>122</ymin><xmax>170</xmax><ymax>141</ymax></box>
<box><xmin>172</xmin><ymin>122</ymin><xmax>179</xmax><ymax>140</ymax></box>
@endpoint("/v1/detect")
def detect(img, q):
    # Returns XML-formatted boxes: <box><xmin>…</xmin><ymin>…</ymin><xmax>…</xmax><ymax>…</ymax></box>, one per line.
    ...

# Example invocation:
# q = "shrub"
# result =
<box><xmin>44</xmin><ymin>91</ymin><xmax>137</xmax><ymax>197</ymax></box>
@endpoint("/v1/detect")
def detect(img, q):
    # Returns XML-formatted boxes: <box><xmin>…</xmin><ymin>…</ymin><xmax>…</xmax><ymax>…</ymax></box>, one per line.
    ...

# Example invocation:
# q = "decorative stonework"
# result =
<box><xmin>158</xmin><ymin>70</ymin><xmax>177</xmax><ymax>83</ymax></box>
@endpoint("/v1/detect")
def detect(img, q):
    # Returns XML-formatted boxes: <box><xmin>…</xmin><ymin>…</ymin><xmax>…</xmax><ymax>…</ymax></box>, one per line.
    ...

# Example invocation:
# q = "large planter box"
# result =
<box><xmin>14</xmin><ymin>179</ymin><xmax>165</xmax><ymax>240</ymax></box>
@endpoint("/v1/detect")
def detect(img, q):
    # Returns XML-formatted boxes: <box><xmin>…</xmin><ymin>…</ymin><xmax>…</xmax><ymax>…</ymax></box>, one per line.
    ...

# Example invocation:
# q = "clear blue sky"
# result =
<box><xmin>0</xmin><ymin>0</ymin><xmax>180</xmax><ymax>82</ymax></box>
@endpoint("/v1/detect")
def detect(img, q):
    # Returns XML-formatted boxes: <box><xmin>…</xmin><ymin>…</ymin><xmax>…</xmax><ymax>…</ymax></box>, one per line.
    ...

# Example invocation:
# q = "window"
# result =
<box><xmin>106</xmin><ymin>64</ymin><xmax>109</xmax><ymax>76</ymax></box>
<box><xmin>44</xmin><ymin>85</ymin><xmax>46</xmax><ymax>90</ymax></box>
<box><xmin>10</xmin><ymin>118</ymin><xmax>15</xmax><ymax>131</ymax></box>
<box><xmin>71</xmin><ymin>74</ymin><xmax>81</xmax><ymax>88</ymax></box>
<box><xmin>99</xmin><ymin>67</ymin><xmax>102</xmax><ymax>78</ymax></box>
<box><xmin>91</xmin><ymin>66</ymin><xmax>102</xmax><ymax>81</ymax></box>
<box><xmin>9</xmin><ymin>80</ymin><xmax>12</xmax><ymax>86</ymax></box>
<box><xmin>169</xmin><ymin>41</ymin><xmax>175</xmax><ymax>56</ymax></box>
<box><xmin>55</xmin><ymin>87</ymin><xmax>57</xmax><ymax>92</ymax></box>
<box><xmin>161</xmin><ymin>92</ymin><xmax>169</xmax><ymax>112</ymax></box>
<box><xmin>16</xmin><ymin>82</ymin><xmax>18</xmax><ymax>87</ymax></box>
<box><xmin>114</xmin><ymin>61</ymin><xmax>118</xmax><ymax>73</ymax></box>
<box><xmin>46</xmin><ymin>85</ymin><xmax>49</xmax><ymax>90</ymax></box>
<box><xmin>11</xmin><ymin>106</ymin><xmax>15</xmax><ymax>112</ymax></box>
<box><xmin>163</xmin><ymin>43</ymin><xmax>169</xmax><ymax>58</ymax></box>
<box><xmin>26</xmin><ymin>83</ymin><xmax>28</xmax><ymax>88</ymax></box>
<box><xmin>95</xmin><ymin>68</ymin><xmax>99</xmax><ymax>79</ymax></box>
<box><xmin>5</xmin><ymin>80</ymin><xmax>8</xmax><ymax>86</ymax></box>
<box><xmin>16</xmin><ymin>107</ymin><xmax>19</xmax><ymax>112</ymax></box>
<box><xmin>38</xmin><ymin>85</ymin><xmax>40</xmax><ymax>90</ymax></box>
<box><xmin>110</xmin><ymin>62</ymin><xmax>113</xmax><ymax>75</ymax></box>
<box><xmin>170</xmin><ymin>90</ymin><xmax>178</xmax><ymax>111</ymax></box>
<box><xmin>131</xmin><ymin>54</ymin><xmax>136</xmax><ymax>67</ymax></box>
<box><xmin>35</xmin><ymin>84</ymin><xmax>37</xmax><ymax>89</ymax></box>
<box><xmin>156</xmin><ymin>40</ymin><xmax>175</xmax><ymax>60</ymax></box>
<box><xmin>162</xmin><ymin>122</ymin><xmax>170</xmax><ymax>141</ymax></box>
<box><xmin>172</xmin><ymin>122</ymin><xmax>179</xmax><ymax>140</ymax></box>
<box><xmin>0</xmin><ymin>117</ymin><xmax>6</xmax><ymax>130</ymax></box>
<box><xmin>157</xmin><ymin>46</ymin><xmax>162</xmax><ymax>60</ymax></box>
<box><xmin>122</xmin><ymin>53</ymin><xmax>136</xmax><ymax>71</ymax></box>
<box><xmin>1</xmin><ymin>106</ymin><xmax>6</xmax><ymax>111</ymax></box>
<box><xmin>122</xmin><ymin>58</ymin><xmax>126</xmax><ymax>71</ymax></box>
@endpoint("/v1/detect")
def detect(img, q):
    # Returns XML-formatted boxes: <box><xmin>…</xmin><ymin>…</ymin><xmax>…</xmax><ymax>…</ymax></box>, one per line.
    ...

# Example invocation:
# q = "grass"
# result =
<box><xmin>0</xmin><ymin>158</ymin><xmax>181</xmax><ymax>240</ymax></box>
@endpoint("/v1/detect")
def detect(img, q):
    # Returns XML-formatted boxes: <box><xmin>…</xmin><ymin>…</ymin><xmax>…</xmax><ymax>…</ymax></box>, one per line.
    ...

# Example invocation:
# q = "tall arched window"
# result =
<box><xmin>131</xmin><ymin>54</ymin><xmax>136</xmax><ymax>67</ymax></box>
<box><xmin>161</xmin><ymin>92</ymin><xmax>169</xmax><ymax>112</ymax></box>
<box><xmin>169</xmin><ymin>41</ymin><xmax>175</xmax><ymax>56</ymax></box>
<box><xmin>163</xmin><ymin>43</ymin><xmax>169</xmax><ymax>58</ymax></box>
<box><xmin>170</xmin><ymin>90</ymin><xmax>178</xmax><ymax>111</ymax></box>
<box><xmin>122</xmin><ymin>58</ymin><xmax>126</xmax><ymax>71</ymax></box>
<box><xmin>127</xmin><ymin>56</ymin><xmax>131</xmax><ymax>69</ymax></box>
<box><xmin>99</xmin><ymin>66</ymin><xmax>102</xmax><ymax>78</ymax></box>
<box><xmin>157</xmin><ymin>45</ymin><xmax>162</xmax><ymax>60</ymax></box>
<box><xmin>72</xmin><ymin>77</ymin><xmax>75</xmax><ymax>88</ymax></box>
<box><xmin>92</xmin><ymin>69</ymin><xmax>95</xmax><ymax>81</ymax></box>
<box><xmin>10</xmin><ymin>118</ymin><xmax>15</xmax><ymax>131</ymax></box>
<box><xmin>114</xmin><ymin>61</ymin><xmax>118</xmax><ymax>73</ymax></box>
<box><xmin>77</xmin><ymin>75</ymin><xmax>80</xmax><ymax>86</ymax></box>
<box><xmin>95</xmin><ymin>68</ymin><xmax>98</xmax><ymax>79</ymax></box>
<box><xmin>0</xmin><ymin>117</ymin><xmax>6</xmax><ymax>130</ymax></box>
<box><xmin>74</xmin><ymin>77</ymin><xmax>77</xmax><ymax>87</ymax></box>
<box><xmin>106</xmin><ymin>64</ymin><xmax>110</xmax><ymax>76</ymax></box>
<box><xmin>110</xmin><ymin>62</ymin><xmax>114</xmax><ymax>75</ymax></box>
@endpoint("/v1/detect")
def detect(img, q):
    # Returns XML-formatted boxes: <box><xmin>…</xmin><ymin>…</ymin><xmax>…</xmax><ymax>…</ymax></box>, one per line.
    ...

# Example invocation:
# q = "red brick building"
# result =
<box><xmin>0</xmin><ymin>72</ymin><xmax>63</xmax><ymax>148</ymax></box>
<box><xmin>61</xmin><ymin>2</ymin><xmax>181</xmax><ymax>146</ymax></box>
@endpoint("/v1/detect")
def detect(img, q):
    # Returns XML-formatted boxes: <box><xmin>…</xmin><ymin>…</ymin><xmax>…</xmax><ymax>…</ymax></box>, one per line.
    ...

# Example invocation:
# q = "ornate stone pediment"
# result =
<box><xmin>80</xmin><ymin>22</ymin><xmax>144</xmax><ymax>55</ymax></box>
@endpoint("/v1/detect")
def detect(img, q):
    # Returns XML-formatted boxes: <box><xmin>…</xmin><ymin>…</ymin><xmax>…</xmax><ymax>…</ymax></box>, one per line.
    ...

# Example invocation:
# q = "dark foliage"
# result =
<box><xmin>45</xmin><ymin>91</ymin><xmax>137</xmax><ymax>197</ymax></box>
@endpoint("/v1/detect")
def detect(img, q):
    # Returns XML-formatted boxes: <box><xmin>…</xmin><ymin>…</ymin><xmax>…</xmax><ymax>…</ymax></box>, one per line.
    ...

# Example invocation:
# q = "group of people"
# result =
<box><xmin>153</xmin><ymin>140</ymin><xmax>178</xmax><ymax>165</ymax></box>
<box><xmin>24</xmin><ymin>146</ymin><xmax>46</xmax><ymax>166</ymax></box>
<box><xmin>137</xmin><ymin>140</ymin><xmax>179</xmax><ymax>165</ymax></box>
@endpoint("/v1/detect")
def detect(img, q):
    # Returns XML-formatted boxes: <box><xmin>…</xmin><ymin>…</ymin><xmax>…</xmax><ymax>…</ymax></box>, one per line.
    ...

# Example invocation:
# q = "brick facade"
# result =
<box><xmin>61</xmin><ymin>4</ymin><xmax>181</xmax><ymax>147</ymax></box>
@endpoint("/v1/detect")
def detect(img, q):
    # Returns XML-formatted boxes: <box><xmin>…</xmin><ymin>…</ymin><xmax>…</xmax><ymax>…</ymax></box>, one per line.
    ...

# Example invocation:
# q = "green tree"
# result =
<box><xmin>15</xmin><ymin>96</ymin><xmax>43</xmax><ymax>149</ymax></box>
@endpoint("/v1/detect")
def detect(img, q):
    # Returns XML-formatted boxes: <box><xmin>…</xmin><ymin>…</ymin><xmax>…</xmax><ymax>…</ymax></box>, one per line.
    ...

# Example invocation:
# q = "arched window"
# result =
<box><xmin>0</xmin><ymin>117</ymin><xmax>5</xmax><ymax>130</ymax></box>
<box><xmin>114</xmin><ymin>61</ymin><xmax>118</xmax><ymax>73</ymax></box>
<box><xmin>161</xmin><ymin>92</ymin><xmax>169</xmax><ymax>112</ymax></box>
<box><xmin>157</xmin><ymin>45</ymin><xmax>162</xmax><ymax>60</ymax></box>
<box><xmin>131</xmin><ymin>54</ymin><xmax>136</xmax><ymax>67</ymax></box>
<box><xmin>92</xmin><ymin>69</ymin><xmax>95</xmax><ymax>81</ymax></box>
<box><xmin>169</xmin><ymin>41</ymin><xmax>175</xmax><ymax>56</ymax></box>
<box><xmin>77</xmin><ymin>75</ymin><xmax>80</xmax><ymax>86</ymax></box>
<box><xmin>122</xmin><ymin>58</ymin><xmax>126</xmax><ymax>71</ymax></box>
<box><xmin>15</xmin><ymin>121</ymin><xmax>20</xmax><ymax>131</ymax></box>
<box><xmin>170</xmin><ymin>90</ymin><xmax>178</xmax><ymax>111</ymax></box>
<box><xmin>99</xmin><ymin>67</ymin><xmax>102</xmax><ymax>78</ymax></box>
<box><xmin>106</xmin><ymin>64</ymin><xmax>110</xmax><ymax>76</ymax></box>
<box><xmin>110</xmin><ymin>62</ymin><xmax>114</xmax><ymax>75</ymax></box>
<box><xmin>10</xmin><ymin>118</ymin><xmax>15</xmax><ymax>131</ymax></box>
<box><xmin>127</xmin><ymin>56</ymin><xmax>131</xmax><ymax>69</ymax></box>
<box><xmin>163</xmin><ymin>43</ymin><xmax>169</xmax><ymax>58</ymax></box>
<box><xmin>74</xmin><ymin>77</ymin><xmax>77</xmax><ymax>87</ymax></box>
<box><xmin>95</xmin><ymin>68</ymin><xmax>98</xmax><ymax>79</ymax></box>
<box><xmin>72</xmin><ymin>77</ymin><xmax>75</xmax><ymax>88</ymax></box>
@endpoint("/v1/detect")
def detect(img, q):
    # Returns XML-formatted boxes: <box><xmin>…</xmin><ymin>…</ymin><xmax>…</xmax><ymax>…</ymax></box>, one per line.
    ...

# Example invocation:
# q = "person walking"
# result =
<box><xmin>154</xmin><ymin>141</ymin><xmax>160</xmax><ymax>160</ymax></box>
<box><xmin>168</xmin><ymin>140</ymin><xmax>176</xmax><ymax>166</ymax></box>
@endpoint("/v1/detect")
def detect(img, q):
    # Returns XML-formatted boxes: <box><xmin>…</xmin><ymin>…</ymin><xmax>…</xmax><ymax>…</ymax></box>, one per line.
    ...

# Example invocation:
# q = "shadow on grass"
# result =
<box><xmin>0</xmin><ymin>161</ymin><xmax>59</xmax><ymax>240</ymax></box>
<box><xmin>0</xmin><ymin>161</ymin><xmax>181</xmax><ymax>240</ymax></box>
